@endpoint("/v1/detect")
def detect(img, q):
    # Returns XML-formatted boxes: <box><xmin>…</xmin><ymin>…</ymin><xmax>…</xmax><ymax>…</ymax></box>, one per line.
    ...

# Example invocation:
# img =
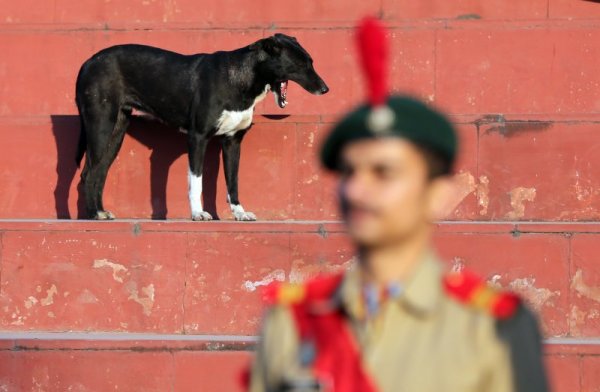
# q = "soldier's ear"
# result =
<box><xmin>425</xmin><ymin>176</ymin><xmax>456</xmax><ymax>221</ymax></box>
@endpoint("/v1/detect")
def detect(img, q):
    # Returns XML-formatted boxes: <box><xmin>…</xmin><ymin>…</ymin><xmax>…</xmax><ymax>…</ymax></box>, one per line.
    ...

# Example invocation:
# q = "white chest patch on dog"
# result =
<box><xmin>215</xmin><ymin>85</ymin><xmax>270</xmax><ymax>137</ymax></box>
<box><xmin>215</xmin><ymin>107</ymin><xmax>254</xmax><ymax>137</ymax></box>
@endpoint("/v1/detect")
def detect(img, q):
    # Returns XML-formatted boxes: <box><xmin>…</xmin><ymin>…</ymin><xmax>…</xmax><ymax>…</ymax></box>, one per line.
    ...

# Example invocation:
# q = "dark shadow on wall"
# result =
<box><xmin>50</xmin><ymin>115</ymin><xmax>222</xmax><ymax>220</ymax></box>
<box><xmin>51</xmin><ymin>115</ymin><xmax>86</xmax><ymax>219</ymax></box>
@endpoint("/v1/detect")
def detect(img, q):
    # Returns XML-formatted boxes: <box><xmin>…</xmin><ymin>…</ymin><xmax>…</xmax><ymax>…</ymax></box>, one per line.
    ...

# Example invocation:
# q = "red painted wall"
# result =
<box><xmin>2</xmin><ymin>1</ymin><xmax>600</xmax><ymax>391</ymax></box>
<box><xmin>2</xmin><ymin>0</ymin><xmax>600</xmax><ymax>220</ymax></box>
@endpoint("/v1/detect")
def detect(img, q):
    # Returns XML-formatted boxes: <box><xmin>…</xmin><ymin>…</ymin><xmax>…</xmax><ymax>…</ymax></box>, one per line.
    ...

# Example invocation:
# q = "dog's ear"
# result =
<box><xmin>275</xmin><ymin>33</ymin><xmax>298</xmax><ymax>43</ymax></box>
<box><xmin>264</xmin><ymin>35</ymin><xmax>284</xmax><ymax>55</ymax></box>
<box><xmin>251</xmin><ymin>36</ymin><xmax>282</xmax><ymax>55</ymax></box>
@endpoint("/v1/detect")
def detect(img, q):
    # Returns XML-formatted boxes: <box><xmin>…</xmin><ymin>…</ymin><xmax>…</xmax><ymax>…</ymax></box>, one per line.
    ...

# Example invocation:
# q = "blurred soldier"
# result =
<box><xmin>245</xmin><ymin>16</ymin><xmax>549</xmax><ymax>392</ymax></box>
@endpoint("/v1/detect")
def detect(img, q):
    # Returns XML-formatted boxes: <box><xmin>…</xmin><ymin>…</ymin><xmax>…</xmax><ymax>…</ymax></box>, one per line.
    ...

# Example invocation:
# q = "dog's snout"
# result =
<box><xmin>320</xmin><ymin>84</ymin><xmax>329</xmax><ymax>95</ymax></box>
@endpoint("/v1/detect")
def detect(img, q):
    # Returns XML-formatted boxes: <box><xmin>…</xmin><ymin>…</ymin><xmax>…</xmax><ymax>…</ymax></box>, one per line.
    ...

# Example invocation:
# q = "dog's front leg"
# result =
<box><xmin>222</xmin><ymin>132</ymin><xmax>256</xmax><ymax>221</ymax></box>
<box><xmin>188</xmin><ymin>132</ymin><xmax>212</xmax><ymax>221</ymax></box>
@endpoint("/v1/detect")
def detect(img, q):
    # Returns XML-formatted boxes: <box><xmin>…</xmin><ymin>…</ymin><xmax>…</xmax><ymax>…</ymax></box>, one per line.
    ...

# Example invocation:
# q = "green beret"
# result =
<box><xmin>320</xmin><ymin>95</ymin><xmax>458</xmax><ymax>172</ymax></box>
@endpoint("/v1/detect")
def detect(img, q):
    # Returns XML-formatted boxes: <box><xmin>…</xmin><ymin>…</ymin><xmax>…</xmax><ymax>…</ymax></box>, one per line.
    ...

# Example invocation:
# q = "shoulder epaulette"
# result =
<box><xmin>262</xmin><ymin>273</ymin><xmax>344</xmax><ymax>307</ymax></box>
<box><xmin>262</xmin><ymin>281</ymin><xmax>306</xmax><ymax>306</ymax></box>
<box><xmin>443</xmin><ymin>270</ymin><xmax>520</xmax><ymax>320</ymax></box>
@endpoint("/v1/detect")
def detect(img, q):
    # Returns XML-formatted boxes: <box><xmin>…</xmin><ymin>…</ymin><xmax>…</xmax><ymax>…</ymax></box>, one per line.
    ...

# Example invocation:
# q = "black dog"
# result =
<box><xmin>75</xmin><ymin>34</ymin><xmax>328</xmax><ymax>220</ymax></box>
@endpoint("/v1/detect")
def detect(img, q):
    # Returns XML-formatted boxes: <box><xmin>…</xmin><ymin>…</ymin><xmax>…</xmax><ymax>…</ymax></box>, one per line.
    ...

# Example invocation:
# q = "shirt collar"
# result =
<box><xmin>337</xmin><ymin>250</ymin><xmax>444</xmax><ymax>319</ymax></box>
<box><xmin>401</xmin><ymin>252</ymin><xmax>444</xmax><ymax>315</ymax></box>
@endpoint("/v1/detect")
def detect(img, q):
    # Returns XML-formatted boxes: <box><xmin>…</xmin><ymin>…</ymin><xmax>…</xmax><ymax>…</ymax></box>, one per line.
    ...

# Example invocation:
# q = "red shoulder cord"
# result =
<box><xmin>290</xmin><ymin>274</ymin><xmax>378</xmax><ymax>392</ymax></box>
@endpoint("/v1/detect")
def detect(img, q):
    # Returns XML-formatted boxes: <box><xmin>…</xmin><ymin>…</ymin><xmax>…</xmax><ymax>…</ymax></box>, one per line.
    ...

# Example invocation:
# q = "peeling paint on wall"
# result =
<box><xmin>507</xmin><ymin>277</ymin><xmax>558</xmax><ymax>311</ymax></box>
<box><xmin>93</xmin><ymin>259</ymin><xmax>129</xmax><ymax>283</ymax></box>
<box><xmin>24</xmin><ymin>296</ymin><xmax>38</xmax><ymax>309</ymax></box>
<box><xmin>242</xmin><ymin>269</ymin><xmax>286</xmax><ymax>292</ymax></box>
<box><xmin>289</xmin><ymin>258</ymin><xmax>355</xmax><ymax>283</ymax></box>
<box><xmin>77</xmin><ymin>289</ymin><xmax>99</xmax><ymax>304</ymax></box>
<box><xmin>445</xmin><ymin>172</ymin><xmax>490</xmax><ymax>217</ymax></box>
<box><xmin>446</xmin><ymin>172</ymin><xmax>476</xmax><ymax>215</ymax></box>
<box><xmin>450</xmin><ymin>257</ymin><xmax>466</xmax><ymax>273</ymax></box>
<box><xmin>126</xmin><ymin>283</ymin><xmax>155</xmax><ymax>316</ymax></box>
<box><xmin>571</xmin><ymin>269</ymin><xmax>600</xmax><ymax>302</ymax></box>
<box><xmin>489</xmin><ymin>276</ymin><xmax>558</xmax><ymax>312</ymax></box>
<box><xmin>40</xmin><ymin>284</ymin><xmax>57</xmax><ymax>306</ymax></box>
<box><xmin>506</xmin><ymin>187</ymin><xmax>536</xmax><ymax>219</ymax></box>
<box><xmin>477</xmin><ymin>176</ymin><xmax>490</xmax><ymax>215</ymax></box>
<box><xmin>569</xmin><ymin>304</ymin><xmax>599</xmax><ymax>336</ymax></box>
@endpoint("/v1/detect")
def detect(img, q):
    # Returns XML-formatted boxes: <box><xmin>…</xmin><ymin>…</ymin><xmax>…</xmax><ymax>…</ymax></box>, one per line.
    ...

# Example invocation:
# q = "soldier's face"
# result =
<box><xmin>338</xmin><ymin>138</ymin><xmax>445</xmax><ymax>247</ymax></box>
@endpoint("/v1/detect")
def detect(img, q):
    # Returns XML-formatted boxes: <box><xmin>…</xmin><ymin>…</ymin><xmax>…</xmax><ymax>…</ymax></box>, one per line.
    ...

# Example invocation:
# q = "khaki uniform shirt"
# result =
<box><xmin>249</xmin><ymin>253</ymin><xmax>520</xmax><ymax>392</ymax></box>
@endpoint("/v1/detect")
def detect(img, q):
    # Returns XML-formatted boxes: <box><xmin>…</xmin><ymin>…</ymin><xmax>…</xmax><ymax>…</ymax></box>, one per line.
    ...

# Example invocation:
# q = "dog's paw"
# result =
<box><xmin>95</xmin><ymin>211</ymin><xmax>115</xmax><ymax>220</ymax></box>
<box><xmin>191</xmin><ymin>211</ymin><xmax>213</xmax><ymax>221</ymax></box>
<box><xmin>230</xmin><ymin>203</ymin><xmax>256</xmax><ymax>221</ymax></box>
<box><xmin>233</xmin><ymin>211</ymin><xmax>257</xmax><ymax>221</ymax></box>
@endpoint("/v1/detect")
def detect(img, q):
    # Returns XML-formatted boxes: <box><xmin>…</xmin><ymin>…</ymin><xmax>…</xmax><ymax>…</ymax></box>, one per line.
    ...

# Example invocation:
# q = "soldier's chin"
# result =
<box><xmin>346</xmin><ymin>223</ymin><xmax>385</xmax><ymax>247</ymax></box>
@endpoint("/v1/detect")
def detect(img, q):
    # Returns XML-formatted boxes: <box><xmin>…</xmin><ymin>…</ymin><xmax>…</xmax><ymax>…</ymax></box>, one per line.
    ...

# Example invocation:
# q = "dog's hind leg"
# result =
<box><xmin>81</xmin><ymin>106</ymin><xmax>129</xmax><ymax>220</ymax></box>
<box><xmin>188</xmin><ymin>131</ymin><xmax>212</xmax><ymax>221</ymax></box>
<box><xmin>222</xmin><ymin>131</ymin><xmax>256</xmax><ymax>221</ymax></box>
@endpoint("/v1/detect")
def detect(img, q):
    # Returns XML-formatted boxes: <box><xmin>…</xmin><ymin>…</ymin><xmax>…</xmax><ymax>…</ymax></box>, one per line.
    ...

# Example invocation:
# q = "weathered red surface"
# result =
<box><xmin>0</xmin><ymin>348</ymin><xmax>251</xmax><ymax>392</ymax></box>
<box><xmin>0</xmin><ymin>221</ymin><xmax>597</xmax><ymax>338</ymax></box>
<box><xmin>2</xmin><ymin>1</ymin><xmax>600</xmax><ymax>390</ymax></box>
<box><xmin>545</xmin><ymin>354</ymin><xmax>583</xmax><ymax>392</ymax></box>
<box><xmin>569</xmin><ymin>235</ymin><xmax>600</xmax><ymax>337</ymax></box>
<box><xmin>5</xmin><ymin>115</ymin><xmax>600</xmax><ymax>221</ymax></box>
<box><xmin>9</xmin><ymin>0</ymin><xmax>599</xmax><ymax>26</ymax></box>
<box><xmin>0</xmin><ymin>27</ymin><xmax>436</xmax><ymax>117</ymax></box>
<box><xmin>477</xmin><ymin>121</ymin><xmax>600</xmax><ymax>221</ymax></box>
<box><xmin>436</xmin><ymin>232</ymin><xmax>571</xmax><ymax>336</ymax></box>
<box><xmin>3</xmin><ymin>22</ymin><xmax>600</xmax><ymax>118</ymax></box>
<box><xmin>1</xmin><ymin>0</ymin><xmax>380</xmax><ymax>26</ymax></box>
<box><xmin>582</xmin><ymin>356</ymin><xmax>600</xmax><ymax>392</ymax></box>
<box><xmin>0</xmin><ymin>116</ymin><xmax>344</xmax><ymax>220</ymax></box>
<box><xmin>383</xmin><ymin>0</ymin><xmax>549</xmax><ymax>20</ymax></box>
<box><xmin>1</xmin><ymin>18</ymin><xmax>600</xmax><ymax>221</ymax></box>
<box><xmin>0</xmin><ymin>341</ymin><xmax>598</xmax><ymax>392</ymax></box>
<box><xmin>549</xmin><ymin>0</ymin><xmax>600</xmax><ymax>19</ymax></box>
<box><xmin>435</xmin><ymin>27</ymin><xmax>600</xmax><ymax>115</ymax></box>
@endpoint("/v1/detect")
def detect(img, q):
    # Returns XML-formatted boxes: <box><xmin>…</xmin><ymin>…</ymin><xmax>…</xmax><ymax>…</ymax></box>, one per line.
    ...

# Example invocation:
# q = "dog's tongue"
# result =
<box><xmin>278</xmin><ymin>81</ymin><xmax>288</xmax><ymax>108</ymax></box>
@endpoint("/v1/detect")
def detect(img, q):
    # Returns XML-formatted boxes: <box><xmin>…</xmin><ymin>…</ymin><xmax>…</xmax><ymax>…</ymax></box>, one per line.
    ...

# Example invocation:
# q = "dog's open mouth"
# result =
<box><xmin>273</xmin><ymin>81</ymin><xmax>288</xmax><ymax>108</ymax></box>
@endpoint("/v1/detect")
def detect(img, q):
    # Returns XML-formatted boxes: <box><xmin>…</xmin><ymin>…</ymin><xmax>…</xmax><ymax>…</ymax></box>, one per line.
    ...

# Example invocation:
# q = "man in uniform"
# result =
<box><xmin>245</xmin><ymin>17</ymin><xmax>549</xmax><ymax>392</ymax></box>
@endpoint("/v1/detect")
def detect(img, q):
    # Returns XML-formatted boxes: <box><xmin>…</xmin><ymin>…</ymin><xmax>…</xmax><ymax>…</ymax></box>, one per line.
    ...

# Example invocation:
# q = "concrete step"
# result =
<box><xmin>2</xmin><ymin>21</ymin><xmax>600</xmax><ymax>117</ymax></box>
<box><xmin>0</xmin><ymin>335</ymin><xmax>252</xmax><ymax>391</ymax></box>
<box><xmin>2</xmin><ymin>115</ymin><xmax>600</xmax><ymax>221</ymax></box>
<box><xmin>0</xmin><ymin>220</ymin><xmax>599</xmax><ymax>338</ymax></box>
<box><xmin>2</xmin><ymin>0</ymin><xmax>600</xmax><ymax>27</ymax></box>
<box><xmin>0</xmin><ymin>334</ymin><xmax>598</xmax><ymax>392</ymax></box>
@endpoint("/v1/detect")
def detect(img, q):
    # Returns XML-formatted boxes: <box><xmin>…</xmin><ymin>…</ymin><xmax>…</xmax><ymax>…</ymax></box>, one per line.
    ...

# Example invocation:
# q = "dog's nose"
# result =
<box><xmin>320</xmin><ymin>85</ymin><xmax>329</xmax><ymax>95</ymax></box>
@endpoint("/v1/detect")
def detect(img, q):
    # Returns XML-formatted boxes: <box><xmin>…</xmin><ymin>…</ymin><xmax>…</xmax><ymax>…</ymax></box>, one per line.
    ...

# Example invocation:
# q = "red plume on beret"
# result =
<box><xmin>356</xmin><ymin>16</ymin><xmax>389</xmax><ymax>107</ymax></box>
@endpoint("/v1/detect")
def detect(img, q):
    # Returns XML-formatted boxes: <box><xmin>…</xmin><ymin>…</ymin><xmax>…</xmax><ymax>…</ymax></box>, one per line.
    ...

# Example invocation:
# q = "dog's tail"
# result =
<box><xmin>75</xmin><ymin>116</ymin><xmax>86</xmax><ymax>168</ymax></box>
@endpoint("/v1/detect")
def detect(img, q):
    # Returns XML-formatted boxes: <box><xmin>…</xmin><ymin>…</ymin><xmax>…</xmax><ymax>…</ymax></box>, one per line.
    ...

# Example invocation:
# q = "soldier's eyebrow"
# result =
<box><xmin>369</xmin><ymin>157</ymin><xmax>404</xmax><ymax>169</ymax></box>
<box><xmin>340</xmin><ymin>155</ymin><xmax>402</xmax><ymax>170</ymax></box>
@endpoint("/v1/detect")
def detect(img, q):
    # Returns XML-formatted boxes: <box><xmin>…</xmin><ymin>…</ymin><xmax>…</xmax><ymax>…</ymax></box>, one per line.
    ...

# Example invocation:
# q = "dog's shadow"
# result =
<box><xmin>51</xmin><ymin>115</ymin><xmax>222</xmax><ymax>220</ymax></box>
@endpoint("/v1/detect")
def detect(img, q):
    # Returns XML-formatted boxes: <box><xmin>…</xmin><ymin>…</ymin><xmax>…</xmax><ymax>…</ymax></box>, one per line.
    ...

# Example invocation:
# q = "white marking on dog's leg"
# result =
<box><xmin>188</xmin><ymin>169</ymin><xmax>212</xmax><ymax>221</ymax></box>
<box><xmin>188</xmin><ymin>169</ymin><xmax>202</xmax><ymax>213</ymax></box>
<box><xmin>228</xmin><ymin>194</ymin><xmax>256</xmax><ymax>221</ymax></box>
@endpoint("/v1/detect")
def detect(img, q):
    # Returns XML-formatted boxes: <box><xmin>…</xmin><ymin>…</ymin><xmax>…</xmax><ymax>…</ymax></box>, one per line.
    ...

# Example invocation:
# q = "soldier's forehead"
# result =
<box><xmin>341</xmin><ymin>137</ymin><xmax>424</xmax><ymax>165</ymax></box>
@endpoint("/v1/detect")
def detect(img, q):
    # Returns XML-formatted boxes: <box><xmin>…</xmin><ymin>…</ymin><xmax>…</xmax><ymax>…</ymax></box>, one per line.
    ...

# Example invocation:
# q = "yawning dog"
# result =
<box><xmin>75</xmin><ymin>33</ymin><xmax>329</xmax><ymax>220</ymax></box>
